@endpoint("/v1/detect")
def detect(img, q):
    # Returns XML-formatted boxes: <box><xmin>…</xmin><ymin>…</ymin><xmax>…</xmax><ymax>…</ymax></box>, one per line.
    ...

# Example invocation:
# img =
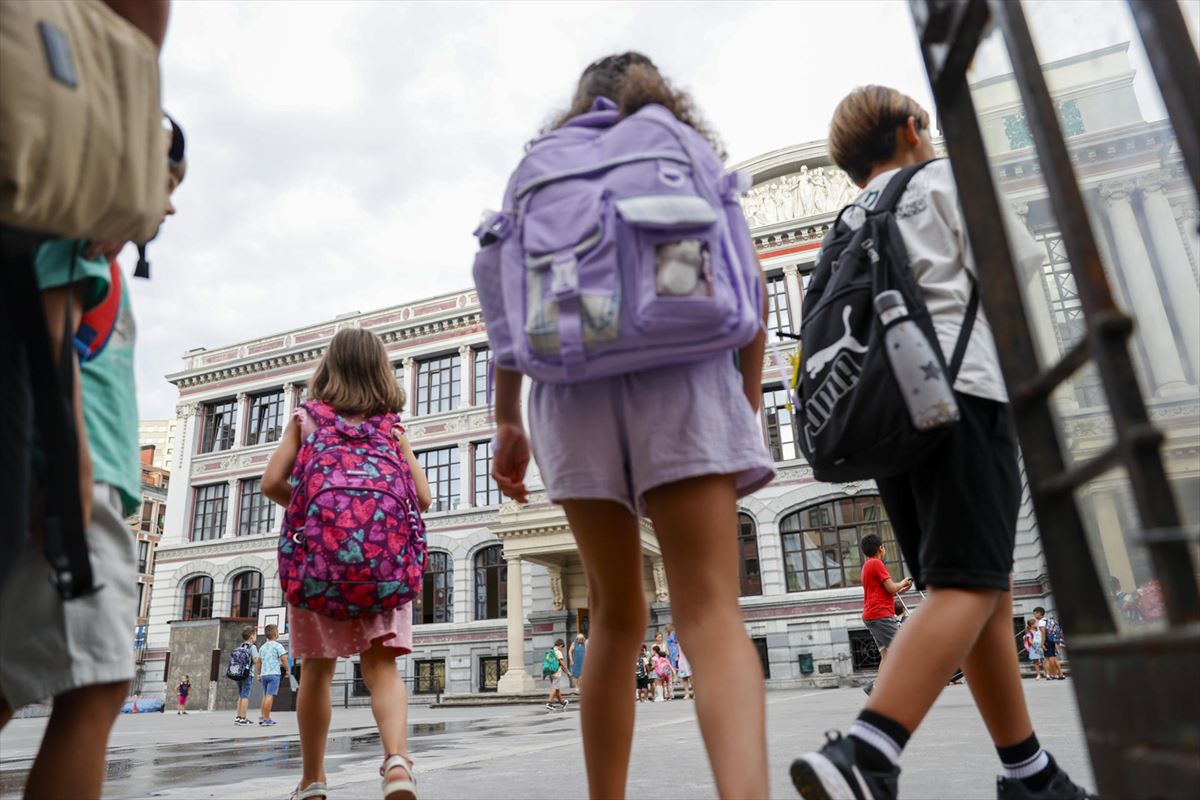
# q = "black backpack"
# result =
<box><xmin>796</xmin><ymin>160</ymin><xmax>977</xmax><ymax>481</ymax></box>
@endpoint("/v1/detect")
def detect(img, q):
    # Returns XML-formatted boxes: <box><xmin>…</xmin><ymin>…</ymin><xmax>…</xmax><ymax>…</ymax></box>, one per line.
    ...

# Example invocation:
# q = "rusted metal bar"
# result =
<box><xmin>1037</xmin><ymin>444</ymin><xmax>1121</xmax><ymax>497</ymax></box>
<box><xmin>909</xmin><ymin>0</ymin><xmax>1116</xmax><ymax>639</ymax></box>
<box><xmin>989</xmin><ymin>0</ymin><xmax>1200</xmax><ymax>626</ymax></box>
<box><xmin>1012</xmin><ymin>337</ymin><xmax>1090</xmax><ymax>413</ymax></box>
<box><xmin>1127</xmin><ymin>0</ymin><xmax>1200</xmax><ymax>200</ymax></box>
<box><xmin>913</xmin><ymin>0</ymin><xmax>988</xmax><ymax>94</ymax></box>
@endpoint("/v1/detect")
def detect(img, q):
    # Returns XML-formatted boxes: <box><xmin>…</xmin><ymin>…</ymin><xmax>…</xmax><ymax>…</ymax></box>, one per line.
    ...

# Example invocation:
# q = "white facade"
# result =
<box><xmin>143</xmin><ymin>43</ymin><xmax>1198</xmax><ymax>699</ymax></box>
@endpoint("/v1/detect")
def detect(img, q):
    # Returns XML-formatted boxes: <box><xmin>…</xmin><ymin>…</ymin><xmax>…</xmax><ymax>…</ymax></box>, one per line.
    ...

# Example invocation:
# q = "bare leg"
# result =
<box><xmin>644</xmin><ymin>475</ymin><xmax>768</xmax><ymax>800</ymax></box>
<box><xmin>359</xmin><ymin>641</ymin><xmax>411</xmax><ymax>784</ymax></box>
<box><xmin>961</xmin><ymin>590</ymin><xmax>1034</xmax><ymax>747</ymax></box>
<box><xmin>561</xmin><ymin>499</ymin><xmax>648</xmax><ymax>800</ymax></box>
<box><xmin>25</xmin><ymin>680</ymin><xmax>128</xmax><ymax>800</ymax></box>
<box><xmin>236</xmin><ymin>694</ymin><xmax>249</xmax><ymax>720</ymax></box>
<box><xmin>261</xmin><ymin>691</ymin><xmax>275</xmax><ymax>721</ymax></box>
<box><xmin>297</xmin><ymin>657</ymin><xmax>337</xmax><ymax>790</ymax></box>
<box><xmin>864</xmin><ymin>586</ymin><xmax>998</xmax><ymax>731</ymax></box>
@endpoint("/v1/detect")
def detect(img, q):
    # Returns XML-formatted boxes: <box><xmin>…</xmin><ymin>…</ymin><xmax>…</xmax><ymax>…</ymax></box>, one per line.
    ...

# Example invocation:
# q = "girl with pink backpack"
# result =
<box><xmin>263</xmin><ymin>328</ymin><xmax>432</xmax><ymax>800</ymax></box>
<box><xmin>481</xmin><ymin>53</ymin><xmax>774</xmax><ymax>799</ymax></box>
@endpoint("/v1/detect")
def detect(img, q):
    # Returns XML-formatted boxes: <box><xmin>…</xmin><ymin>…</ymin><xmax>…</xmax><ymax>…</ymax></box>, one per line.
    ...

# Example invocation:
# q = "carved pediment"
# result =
<box><xmin>742</xmin><ymin>166</ymin><xmax>859</xmax><ymax>227</ymax></box>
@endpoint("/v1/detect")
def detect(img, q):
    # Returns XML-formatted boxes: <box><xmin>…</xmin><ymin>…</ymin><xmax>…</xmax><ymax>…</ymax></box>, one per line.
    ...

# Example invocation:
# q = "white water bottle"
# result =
<box><xmin>874</xmin><ymin>290</ymin><xmax>960</xmax><ymax>431</ymax></box>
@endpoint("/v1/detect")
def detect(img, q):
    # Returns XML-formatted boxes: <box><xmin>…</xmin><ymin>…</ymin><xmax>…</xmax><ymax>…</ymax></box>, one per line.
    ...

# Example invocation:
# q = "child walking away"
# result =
<box><xmin>1033</xmin><ymin>607</ymin><xmax>1066</xmax><ymax>680</ymax></box>
<box><xmin>228</xmin><ymin>626</ymin><xmax>260</xmax><ymax>725</ymax></box>
<box><xmin>789</xmin><ymin>86</ymin><xmax>1094</xmax><ymax>800</ymax></box>
<box><xmin>262</xmin><ymin>328</ymin><xmax>432</xmax><ymax>800</ymax></box>
<box><xmin>258</xmin><ymin>624</ymin><xmax>288</xmax><ymax>725</ymax></box>
<box><xmin>1024</xmin><ymin>619</ymin><xmax>1045</xmax><ymax>681</ymax></box>
<box><xmin>176</xmin><ymin>676</ymin><xmax>191</xmax><ymax>714</ymax></box>
<box><xmin>635</xmin><ymin>646</ymin><xmax>652</xmax><ymax>703</ymax></box>
<box><xmin>859</xmin><ymin>534</ymin><xmax>913</xmax><ymax>696</ymax></box>
<box><xmin>545</xmin><ymin>639</ymin><xmax>570</xmax><ymax>711</ymax></box>
<box><xmin>476</xmin><ymin>52</ymin><xmax>774</xmax><ymax>799</ymax></box>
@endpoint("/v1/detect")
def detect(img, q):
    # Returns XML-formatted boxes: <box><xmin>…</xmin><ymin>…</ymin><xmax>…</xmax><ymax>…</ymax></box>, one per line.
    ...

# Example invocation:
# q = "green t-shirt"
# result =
<box><xmin>34</xmin><ymin>240</ymin><xmax>140</xmax><ymax>515</ymax></box>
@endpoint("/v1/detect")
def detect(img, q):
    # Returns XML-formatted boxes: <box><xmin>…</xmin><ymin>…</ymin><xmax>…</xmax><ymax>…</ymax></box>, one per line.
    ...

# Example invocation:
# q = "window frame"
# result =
<box><xmin>412</xmin><ymin>551</ymin><xmax>453</xmax><ymax>625</ymax></box>
<box><xmin>417</xmin><ymin>447</ymin><xmax>460</xmax><ymax>513</ymax></box>
<box><xmin>245</xmin><ymin>389</ymin><xmax>285</xmax><ymax>446</ymax></box>
<box><xmin>413</xmin><ymin>659</ymin><xmax>446</xmax><ymax>695</ymax></box>
<box><xmin>761</xmin><ymin>385</ymin><xmax>801</xmax><ymax>462</ymax></box>
<box><xmin>137</xmin><ymin>540</ymin><xmax>150</xmax><ymax>574</ymax></box>
<box><xmin>474</xmin><ymin>545</ymin><xmax>507</xmax><ymax>620</ymax></box>
<box><xmin>237</xmin><ymin>477</ymin><xmax>277</xmax><ymax>537</ymax></box>
<box><xmin>473</xmin><ymin>347</ymin><xmax>492</xmax><ymax>406</ymax></box>
<box><xmin>230</xmin><ymin>570</ymin><xmax>263</xmax><ymax>619</ymax></box>
<box><xmin>779</xmin><ymin>495</ymin><xmax>906</xmax><ymax>593</ymax></box>
<box><xmin>182</xmin><ymin>575</ymin><xmax>214</xmax><ymax>621</ymax></box>
<box><xmin>199</xmin><ymin>398</ymin><xmax>237</xmax><ymax>453</ymax></box>
<box><xmin>737</xmin><ymin>513</ymin><xmax>763</xmax><ymax>596</ymax></box>
<box><xmin>766</xmin><ymin>273</ymin><xmax>793</xmax><ymax>334</ymax></box>
<box><xmin>414</xmin><ymin>353</ymin><xmax>462</xmax><ymax>416</ymax></box>
<box><xmin>190</xmin><ymin>483</ymin><xmax>229</xmax><ymax>541</ymax></box>
<box><xmin>473</xmin><ymin>441</ymin><xmax>501</xmax><ymax>507</ymax></box>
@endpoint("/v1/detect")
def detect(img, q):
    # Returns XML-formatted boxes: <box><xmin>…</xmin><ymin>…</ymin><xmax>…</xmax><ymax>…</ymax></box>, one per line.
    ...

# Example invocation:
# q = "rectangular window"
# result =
<box><xmin>190</xmin><ymin>483</ymin><xmax>229</xmax><ymax>541</ymax></box>
<box><xmin>473</xmin><ymin>441</ymin><xmax>501</xmax><ymax>507</ymax></box>
<box><xmin>417</xmin><ymin>447</ymin><xmax>460</xmax><ymax>512</ymax></box>
<box><xmin>766</xmin><ymin>274</ymin><xmax>792</xmax><ymax>334</ymax></box>
<box><xmin>238</xmin><ymin>478</ymin><xmax>277</xmax><ymax>536</ymax></box>
<box><xmin>414</xmin><ymin>659</ymin><xmax>446</xmax><ymax>695</ymax></box>
<box><xmin>473</xmin><ymin>348</ymin><xmax>492</xmax><ymax>406</ymax></box>
<box><xmin>140</xmin><ymin>500</ymin><xmax>154</xmax><ymax>532</ymax></box>
<box><xmin>137</xmin><ymin>583</ymin><xmax>146</xmax><ymax>618</ymax></box>
<box><xmin>137</xmin><ymin>540</ymin><xmax>149</xmax><ymax>573</ymax></box>
<box><xmin>762</xmin><ymin>385</ymin><xmax>800</xmax><ymax>461</ymax></box>
<box><xmin>200</xmin><ymin>399</ymin><xmax>237</xmax><ymax>453</ymax></box>
<box><xmin>245</xmin><ymin>390</ymin><xmax>285</xmax><ymax>446</ymax></box>
<box><xmin>414</xmin><ymin>353</ymin><xmax>461</xmax><ymax>416</ymax></box>
<box><xmin>479</xmin><ymin>655</ymin><xmax>508</xmax><ymax>692</ymax></box>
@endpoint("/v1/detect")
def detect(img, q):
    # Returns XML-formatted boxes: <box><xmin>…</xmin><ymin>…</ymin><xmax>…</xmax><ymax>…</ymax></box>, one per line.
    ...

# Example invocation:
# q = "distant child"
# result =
<box><xmin>1033</xmin><ymin>607</ymin><xmax>1065</xmax><ymax>680</ymax></box>
<box><xmin>651</xmin><ymin>646</ymin><xmax>673</xmax><ymax>702</ymax></box>
<box><xmin>176</xmin><ymin>676</ymin><xmax>191</xmax><ymax>715</ymax></box>
<box><xmin>635</xmin><ymin>646</ymin><xmax>652</xmax><ymax>703</ymax></box>
<box><xmin>859</xmin><ymin>534</ymin><xmax>913</xmax><ymax>696</ymax></box>
<box><xmin>789</xmin><ymin>86</ymin><xmax>1093</xmax><ymax>800</ymax></box>
<box><xmin>569</xmin><ymin>634</ymin><xmax>587</xmax><ymax>693</ymax></box>
<box><xmin>676</xmin><ymin>647</ymin><xmax>694</xmax><ymax>700</ymax></box>
<box><xmin>232</xmin><ymin>625</ymin><xmax>261</xmax><ymax>725</ymax></box>
<box><xmin>1024</xmin><ymin>619</ymin><xmax>1045</xmax><ymax>680</ymax></box>
<box><xmin>546</xmin><ymin>638</ymin><xmax>570</xmax><ymax>711</ymax></box>
<box><xmin>258</xmin><ymin>624</ymin><xmax>289</xmax><ymax>725</ymax></box>
<box><xmin>487</xmin><ymin>53</ymin><xmax>773</xmax><ymax>800</ymax></box>
<box><xmin>263</xmin><ymin>327</ymin><xmax>432</xmax><ymax>800</ymax></box>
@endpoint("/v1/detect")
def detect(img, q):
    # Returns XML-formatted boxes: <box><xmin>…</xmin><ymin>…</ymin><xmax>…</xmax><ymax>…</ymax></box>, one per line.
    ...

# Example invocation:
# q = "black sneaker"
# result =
<box><xmin>996</xmin><ymin>764</ymin><xmax>1096</xmax><ymax>800</ymax></box>
<box><xmin>791</xmin><ymin>731</ymin><xmax>899</xmax><ymax>800</ymax></box>
<box><xmin>561</xmin><ymin>699</ymin><xmax>570</xmax><ymax>710</ymax></box>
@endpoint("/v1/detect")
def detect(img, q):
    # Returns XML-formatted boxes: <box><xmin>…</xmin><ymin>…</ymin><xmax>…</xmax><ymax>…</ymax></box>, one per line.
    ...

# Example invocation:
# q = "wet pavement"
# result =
<box><xmin>0</xmin><ymin>683</ymin><xmax>1094</xmax><ymax>799</ymax></box>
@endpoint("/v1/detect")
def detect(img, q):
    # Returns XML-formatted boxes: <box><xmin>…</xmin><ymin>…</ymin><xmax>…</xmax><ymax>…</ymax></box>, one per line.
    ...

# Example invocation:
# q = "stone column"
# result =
<box><xmin>1175</xmin><ymin>202</ymin><xmax>1199</xmax><ymax>276</ymax></box>
<box><xmin>459</xmin><ymin>345</ymin><xmax>474</xmax><ymax>408</ymax></box>
<box><xmin>224</xmin><ymin>477</ymin><xmax>239</xmax><ymax>540</ymax></box>
<box><xmin>1091</xmin><ymin>489</ymin><xmax>1134</xmax><ymax>595</ymax></box>
<box><xmin>282</xmin><ymin>382</ymin><xmax>296</xmax><ymax>419</ymax></box>
<box><xmin>497</xmin><ymin>556</ymin><xmax>536</xmax><ymax>694</ymax></box>
<box><xmin>781</xmin><ymin>264</ymin><xmax>803</xmax><ymax>334</ymax></box>
<box><xmin>234</xmin><ymin>393</ymin><xmax>249</xmax><ymax>448</ymax></box>
<box><xmin>457</xmin><ymin>442</ymin><xmax>473</xmax><ymax>509</ymax></box>
<box><xmin>1101</xmin><ymin>182</ymin><xmax>1189</xmax><ymax>394</ymax></box>
<box><xmin>1012</xmin><ymin>203</ymin><xmax>1064</xmax><ymax>377</ymax></box>
<box><xmin>175</xmin><ymin>401</ymin><xmax>198</xmax><ymax>472</ymax></box>
<box><xmin>403</xmin><ymin>357</ymin><xmax>417</xmax><ymax>416</ymax></box>
<box><xmin>1139</xmin><ymin>175</ymin><xmax>1200</xmax><ymax>381</ymax></box>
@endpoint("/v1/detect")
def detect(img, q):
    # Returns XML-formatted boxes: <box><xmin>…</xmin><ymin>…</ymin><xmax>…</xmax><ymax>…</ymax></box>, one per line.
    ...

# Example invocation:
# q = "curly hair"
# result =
<box><xmin>548</xmin><ymin>52</ymin><xmax>725</xmax><ymax>160</ymax></box>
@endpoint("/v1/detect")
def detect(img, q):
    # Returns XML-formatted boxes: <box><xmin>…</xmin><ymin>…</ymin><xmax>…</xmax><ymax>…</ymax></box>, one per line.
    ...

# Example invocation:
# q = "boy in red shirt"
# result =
<box><xmin>860</xmin><ymin>533</ymin><xmax>912</xmax><ymax>696</ymax></box>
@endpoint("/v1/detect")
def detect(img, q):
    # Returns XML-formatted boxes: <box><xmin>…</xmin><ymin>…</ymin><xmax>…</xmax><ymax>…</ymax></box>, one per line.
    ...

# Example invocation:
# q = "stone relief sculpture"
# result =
<box><xmin>742</xmin><ymin>166</ymin><xmax>860</xmax><ymax>226</ymax></box>
<box><xmin>652</xmin><ymin>561</ymin><xmax>669</xmax><ymax>603</ymax></box>
<box><xmin>549</xmin><ymin>569</ymin><xmax>564</xmax><ymax>610</ymax></box>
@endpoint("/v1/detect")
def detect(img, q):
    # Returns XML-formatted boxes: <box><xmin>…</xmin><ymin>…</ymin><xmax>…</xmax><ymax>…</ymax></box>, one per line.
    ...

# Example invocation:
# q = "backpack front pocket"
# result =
<box><xmin>616</xmin><ymin>194</ymin><xmax>737</xmax><ymax>335</ymax></box>
<box><xmin>522</xmin><ymin>191</ymin><xmax>621</xmax><ymax>366</ymax></box>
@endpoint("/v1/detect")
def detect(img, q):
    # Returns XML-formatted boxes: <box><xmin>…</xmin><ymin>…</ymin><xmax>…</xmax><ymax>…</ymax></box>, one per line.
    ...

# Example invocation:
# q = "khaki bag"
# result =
<box><xmin>0</xmin><ymin>0</ymin><xmax>166</xmax><ymax>243</ymax></box>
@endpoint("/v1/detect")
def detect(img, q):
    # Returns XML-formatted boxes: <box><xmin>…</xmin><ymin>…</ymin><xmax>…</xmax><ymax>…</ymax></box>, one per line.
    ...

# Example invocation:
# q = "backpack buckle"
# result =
<box><xmin>550</xmin><ymin>251</ymin><xmax>579</xmax><ymax>299</ymax></box>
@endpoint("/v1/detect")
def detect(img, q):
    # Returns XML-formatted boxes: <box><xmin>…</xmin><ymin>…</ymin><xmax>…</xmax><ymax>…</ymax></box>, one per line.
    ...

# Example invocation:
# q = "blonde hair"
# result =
<box><xmin>265</xmin><ymin>624</ymin><xmax>279</xmax><ymax>639</ymax></box>
<box><xmin>828</xmin><ymin>85</ymin><xmax>931</xmax><ymax>185</ymax></box>
<box><xmin>310</xmin><ymin>328</ymin><xmax>406</xmax><ymax>417</ymax></box>
<box><xmin>241</xmin><ymin>625</ymin><xmax>256</xmax><ymax>641</ymax></box>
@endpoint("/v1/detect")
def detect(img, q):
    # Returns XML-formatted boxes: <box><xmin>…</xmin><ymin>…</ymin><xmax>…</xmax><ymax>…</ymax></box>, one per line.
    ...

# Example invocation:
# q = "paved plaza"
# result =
<box><xmin>0</xmin><ymin>682</ymin><xmax>1093</xmax><ymax>799</ymax></box>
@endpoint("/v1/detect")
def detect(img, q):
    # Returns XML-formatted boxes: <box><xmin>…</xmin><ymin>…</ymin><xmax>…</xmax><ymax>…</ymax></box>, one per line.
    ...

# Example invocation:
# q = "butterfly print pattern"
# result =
<box><xmin>279</xmin><ymin>401</ymin><xmax>427</xmax><ymax>620</ymax></box>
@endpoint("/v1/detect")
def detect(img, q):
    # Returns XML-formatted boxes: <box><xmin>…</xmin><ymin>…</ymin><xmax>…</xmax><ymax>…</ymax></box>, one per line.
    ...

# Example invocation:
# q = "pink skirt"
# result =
<box><xmin>289</xmin><ymin>603</ymin><xmax>414</xmax><ymax>660</ymax></box>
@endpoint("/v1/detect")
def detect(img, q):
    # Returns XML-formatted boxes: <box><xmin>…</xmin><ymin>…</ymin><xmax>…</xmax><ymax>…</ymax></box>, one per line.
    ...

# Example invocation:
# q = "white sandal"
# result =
<box><xmin>380</xmin><ymin>753</ymin><xmax>417</xmax><ymax>800</ymax></box>
<box><xmin>289</xmin><ymin>781</ymin><xmax>328</xmax><ymax>800</ymax></box>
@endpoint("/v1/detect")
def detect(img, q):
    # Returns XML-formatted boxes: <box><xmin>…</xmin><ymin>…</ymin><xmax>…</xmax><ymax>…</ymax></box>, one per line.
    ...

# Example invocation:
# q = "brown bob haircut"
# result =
<box><xmin>828</xmin><ymin>85</ymin><xmax>931</xmax><ymax>186</ymax></box>
<box><xmin>310</xmin><ymin>328</ymin><xmax>406</xmax><ymax>417</ymax></box>
<box><xmin>550</xmin><ymin>51</ymin><xmax>725</xmax><ymax>160</ymax></box>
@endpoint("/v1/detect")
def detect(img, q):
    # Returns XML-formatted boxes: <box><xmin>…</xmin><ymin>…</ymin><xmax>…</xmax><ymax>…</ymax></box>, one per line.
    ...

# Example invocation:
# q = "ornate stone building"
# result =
<box><xmin>142</xmin><ymin>43</ymin><xmax>1197</xmax><ymax>700</ymax></box>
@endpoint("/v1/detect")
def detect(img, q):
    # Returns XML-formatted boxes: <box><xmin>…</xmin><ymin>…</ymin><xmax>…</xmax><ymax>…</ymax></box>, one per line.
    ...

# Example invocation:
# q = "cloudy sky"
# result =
<box><xmin>131</xmin><ymin>0</ymin><xmax>1194</xmax><ymax>419</ymax></box>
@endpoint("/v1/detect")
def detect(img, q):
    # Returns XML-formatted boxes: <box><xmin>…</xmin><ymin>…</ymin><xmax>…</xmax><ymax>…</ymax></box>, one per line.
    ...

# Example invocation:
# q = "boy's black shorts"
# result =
<box><xmin>875</xmin><ymin>393</ymin><xmax>1020</xmax><ymax>592</ymax></box>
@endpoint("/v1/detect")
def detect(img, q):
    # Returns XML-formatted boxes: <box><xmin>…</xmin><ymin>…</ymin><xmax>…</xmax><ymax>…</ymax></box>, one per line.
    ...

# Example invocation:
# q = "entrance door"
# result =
<box><xmin>479</xmin><ymin>656</ymin><xmax>508</xmax><ymax>692</ymax></box>
<box><xmin>576</xmin><ymin>608</ymin><xmax>590</xmax><ymax>638</ymax></box>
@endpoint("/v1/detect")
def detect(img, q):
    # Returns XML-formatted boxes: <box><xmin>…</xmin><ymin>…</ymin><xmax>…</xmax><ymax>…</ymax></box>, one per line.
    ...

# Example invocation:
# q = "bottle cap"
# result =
<box><xmin>874</xmin><ymin>290</ymin><xmax>905</xmax><ymax>313</ymax></box>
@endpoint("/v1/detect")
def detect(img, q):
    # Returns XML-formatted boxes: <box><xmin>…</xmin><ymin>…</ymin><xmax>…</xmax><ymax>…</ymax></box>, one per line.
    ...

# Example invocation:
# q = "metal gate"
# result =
<box><xmin>909</xmin><ymin>2</ymin><xmax>1200</xmax><ymax>797</ymax></box>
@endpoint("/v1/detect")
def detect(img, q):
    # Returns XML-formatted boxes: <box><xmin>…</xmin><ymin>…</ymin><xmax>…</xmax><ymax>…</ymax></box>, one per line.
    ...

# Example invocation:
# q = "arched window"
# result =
<box><xmin>230</xmin><ymin>570</ymin><xmax>263</xmax><ymax>619</ymax></box>
<box><xmin>182</xmin><ymin>575</ymin><xmax>214</xmax><ymax>620</ymax></box>
<box><xmin>780</xmin><ymin>496</ymin><xmax>906</xmax><ymax>592</ymax></box>
<box><xmin>474</xmin><ymin>545</ymin><xmax>507</xmax><ymax>620</ymax></box>
<box><xmin>413</xmin><ymin>551</ymin><xmax>453</xmax><ymax>624</ymax></box>
<box><xmin>738</xmin><ymin>513</ymin><xmax>763</xmax><ymax>596</ymax></box>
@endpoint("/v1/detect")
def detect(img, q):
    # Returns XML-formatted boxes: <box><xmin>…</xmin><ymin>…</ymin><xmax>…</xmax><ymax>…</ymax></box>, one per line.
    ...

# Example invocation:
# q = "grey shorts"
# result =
<box><xmin>529</xmin><ymin>354</ymin><xmax>776</xmax><ymax>516</ymax></box>
<box><xmin>0</xmin><ymin>484</ymin><xmax>137</xmax><ymax>709</ymax></box>
<box><xmin>864</xmin><ymin>616</ymin><xmax>901</xmax><ymax>652</ymax></box>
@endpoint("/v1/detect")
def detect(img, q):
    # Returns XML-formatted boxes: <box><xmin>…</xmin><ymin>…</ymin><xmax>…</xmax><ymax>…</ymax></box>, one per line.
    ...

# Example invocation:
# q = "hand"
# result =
<box><xmin>901</xmin><ymin>578</ymin><xmax>914</xmax><ymax>592</ymax></box>
<box><xmin>492</xmin><ymin>422</ymin><xmax>531</xmax><ymax>503</ymax></box>
<box><xmin>84</xmin><ymin>240</ymin><xmax>126</xmax><ymax>261</ymax></box>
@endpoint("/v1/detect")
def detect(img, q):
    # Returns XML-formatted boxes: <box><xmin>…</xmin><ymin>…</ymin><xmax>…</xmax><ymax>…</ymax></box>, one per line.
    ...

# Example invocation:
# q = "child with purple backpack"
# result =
<box><xmin>263</xmin><ymin>328</ymin><xmax>432</xmax><ymax>800</ymax></box>
<box><xmin>477</xmin><ymin>53</ymin><xmax>773</xmax><ymax>798</ymax></box>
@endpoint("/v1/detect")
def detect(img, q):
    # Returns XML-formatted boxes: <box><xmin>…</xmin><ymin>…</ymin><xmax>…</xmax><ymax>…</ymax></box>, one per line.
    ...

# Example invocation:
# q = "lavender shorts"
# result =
<box><xmin>528</xmin><ymin>354</ymin><xmax>776</xmax><ymax>516</ymax></box>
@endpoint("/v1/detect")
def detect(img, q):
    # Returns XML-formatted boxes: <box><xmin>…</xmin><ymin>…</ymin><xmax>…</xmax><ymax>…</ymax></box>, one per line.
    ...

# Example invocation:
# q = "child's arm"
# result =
<box><xmin>738</xmin><ymin>270</ymin><xmax>769</xmax><ymax>412</ymax></box>
<box><xmin>262</xmin><ymin>417</ymin><xmax>301</xmax><ymax>506</ymax></box>
<box><xmin>395</xmin><ymin>431</ymin><xmax>433</xmax><ymax>512</ymax></box>
<box><xmin>492</xmin><ymin>367</ymin><xmax>531</xmax><ymax>503</ymax></box>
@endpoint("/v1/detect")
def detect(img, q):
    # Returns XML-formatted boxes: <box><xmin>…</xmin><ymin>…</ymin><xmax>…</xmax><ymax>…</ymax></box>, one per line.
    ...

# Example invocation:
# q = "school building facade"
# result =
<box><xmin>141</xmin><ymin>43</ymin><xmax>1198</xmax><ymax>702</ymax></box>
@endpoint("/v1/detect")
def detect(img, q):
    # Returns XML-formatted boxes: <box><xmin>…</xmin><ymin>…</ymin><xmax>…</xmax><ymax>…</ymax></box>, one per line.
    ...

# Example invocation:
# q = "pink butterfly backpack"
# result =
<box><xmin>279</xmin><ymin>401</ymin><xmax>427</xmax><ymax>619</ymax></box>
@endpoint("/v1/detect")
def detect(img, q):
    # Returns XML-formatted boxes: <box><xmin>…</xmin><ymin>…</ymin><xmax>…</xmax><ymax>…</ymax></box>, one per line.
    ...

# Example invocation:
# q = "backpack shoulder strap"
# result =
<box><xmin>301</xmin><ymin>400</ymin><xmax>336</xmax><ymax>427</ymax></box>
<box><xmin>946</xmin><ymin>276</ymin><xmax>979</xmax><ymax>381</ymax></box>
<box><xmin>873</xmin><ymin>158</ymin><xmax>939</xmax><ymax>214</ymax></box>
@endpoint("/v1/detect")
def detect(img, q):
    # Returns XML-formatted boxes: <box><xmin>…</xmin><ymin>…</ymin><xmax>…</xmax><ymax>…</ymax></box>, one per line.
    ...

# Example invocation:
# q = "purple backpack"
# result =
<box><xmin>279</xmin><ymin>401</ymin><xmax>427</xmax><ymax>620</ymax></box>
<box><xmin>472</xmin><ymin>97</ymin><xmax>763</xmax><ymax>383</ymax></box>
